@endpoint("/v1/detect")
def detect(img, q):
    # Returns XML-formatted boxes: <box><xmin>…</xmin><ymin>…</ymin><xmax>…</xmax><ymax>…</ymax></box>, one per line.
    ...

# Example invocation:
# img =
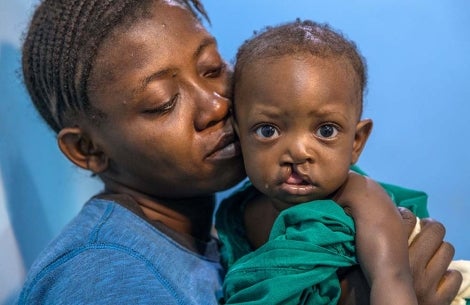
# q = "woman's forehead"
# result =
<box><xmin>91</xmin><ymin>2</ymin><xmax>207</xmax><ymax>77</ymax></box>
<box><xmin>87</xmin><ymin>2</ymin><xmax>215</xmax><ymax>107</ymax></box>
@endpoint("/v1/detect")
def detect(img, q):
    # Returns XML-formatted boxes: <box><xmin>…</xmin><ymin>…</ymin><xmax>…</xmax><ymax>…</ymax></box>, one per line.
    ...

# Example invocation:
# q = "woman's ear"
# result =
<box><xmin>351</xmin><ymin>119</ymin><xmax>373</xmax><ymax>164</ymax></box>
<box><xmin>57</xmin><ymin>127</ymin><xmax>108</xmax><ymax>174</ymax></box>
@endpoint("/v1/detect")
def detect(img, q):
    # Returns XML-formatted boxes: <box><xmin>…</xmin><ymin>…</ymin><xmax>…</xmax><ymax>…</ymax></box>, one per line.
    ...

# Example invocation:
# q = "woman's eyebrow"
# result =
<box><xmin>134</xmin><ymin>37</ymin><xmax>217</xmax><ymax>95</ymax></box>
<box><xmin>135</xmin><ymin>68</ymin><xmax>174</xmax><ymax>95</ymax></box>
<box><xmin>193</xmin><ymin>37</ymin><xmax>217</xmax><ymax>59</ymax></box>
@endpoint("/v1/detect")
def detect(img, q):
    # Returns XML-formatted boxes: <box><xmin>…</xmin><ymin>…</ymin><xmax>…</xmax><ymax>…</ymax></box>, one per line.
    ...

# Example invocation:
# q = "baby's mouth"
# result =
<box><xmin>279</xmin><ymin>170</ymin><xmax>316</xmax><ymax>197</ymax></box>
<box><xmin>285</xmin><ymin>171</ymin><xmax>309</xmax><ymax>185</ymax></box>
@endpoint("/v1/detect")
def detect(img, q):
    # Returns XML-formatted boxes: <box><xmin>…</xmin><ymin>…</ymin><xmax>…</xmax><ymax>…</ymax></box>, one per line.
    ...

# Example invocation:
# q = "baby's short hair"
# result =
<box><xmin>233</xmin><ymin>19</ymin><xmax>367</xmax><ymax>113</ymax></box>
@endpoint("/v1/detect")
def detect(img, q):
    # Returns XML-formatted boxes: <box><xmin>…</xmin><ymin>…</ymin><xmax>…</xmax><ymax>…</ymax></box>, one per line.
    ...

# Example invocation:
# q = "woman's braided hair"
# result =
<box><xmin>22</xmin><ymin>0</ymin><xmax>209</xmax><ymax>133</ymax></box>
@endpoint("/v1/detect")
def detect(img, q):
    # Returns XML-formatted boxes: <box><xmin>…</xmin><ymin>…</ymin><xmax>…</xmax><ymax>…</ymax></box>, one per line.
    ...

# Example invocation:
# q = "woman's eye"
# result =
<box><xmin>204</xmin><ymin>63</ymin><xmax>226</xmax><ymax>78</ymax></box>
<box><xmin>143</xmin><ymin>94</ymin><xmax>178</xmax><ymax>114</ymax></box>
<box><xmin>315</xmin><ymin>124</ymin><xmax>338</xmax><ymax>139</ymax></box>
<box><xmin>255</xmin><ymin>125</ymin><xmax>279</xmax><ymax>139</ymax></box>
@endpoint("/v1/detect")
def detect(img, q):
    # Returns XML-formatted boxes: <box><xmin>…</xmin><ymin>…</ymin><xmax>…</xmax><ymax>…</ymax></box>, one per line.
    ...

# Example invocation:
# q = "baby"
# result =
<box><xmin>217</xmin><ymin>19</ymin><xmax>419</xmax><ymax>305</ymax></box>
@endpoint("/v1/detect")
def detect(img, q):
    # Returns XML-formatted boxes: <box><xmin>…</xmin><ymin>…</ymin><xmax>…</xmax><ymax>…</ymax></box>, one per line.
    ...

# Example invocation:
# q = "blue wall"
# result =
<box><xmin>1</xmin><ymin>1</ymin><xmax>469</xmax><ymax>303</ymax></box>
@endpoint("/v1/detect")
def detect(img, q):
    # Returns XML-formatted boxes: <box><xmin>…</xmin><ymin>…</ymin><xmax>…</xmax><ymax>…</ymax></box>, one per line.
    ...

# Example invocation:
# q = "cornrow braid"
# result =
<box><xmin>22</xmin><ymin>0</ymin><xmax>209</xmax><ymax>133</ymax></box>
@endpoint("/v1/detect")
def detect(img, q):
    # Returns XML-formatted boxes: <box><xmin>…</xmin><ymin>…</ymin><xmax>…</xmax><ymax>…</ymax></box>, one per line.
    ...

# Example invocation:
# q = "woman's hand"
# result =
<box><xmin>338</xmin><ymin>208</ymin><xmax>462</xmax><ymax>305</ymax></box>
<box><xmin>401</xmin><ymin>208</ymin><xmax>463</xmax><ymax>305</ymax></box>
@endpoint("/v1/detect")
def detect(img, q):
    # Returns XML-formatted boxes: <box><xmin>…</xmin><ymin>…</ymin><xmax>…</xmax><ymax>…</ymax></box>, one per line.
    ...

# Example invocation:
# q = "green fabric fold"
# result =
<box><xmin>216</xmin><ymin>167</ymin><xmax>430</xmax><ymax>305</ymax></box>
<box><xmin>222</xmin><ymin>200</ymin><xmax>356</xmax><ymax>304</ymax></box>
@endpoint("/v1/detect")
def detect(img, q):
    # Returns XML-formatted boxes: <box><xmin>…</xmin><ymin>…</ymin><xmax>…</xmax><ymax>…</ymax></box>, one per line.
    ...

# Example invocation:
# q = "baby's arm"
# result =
<box><xmin>334</xmin><ymin>172</ymin><xmax>418</xmax><ymax>305</ymax></box>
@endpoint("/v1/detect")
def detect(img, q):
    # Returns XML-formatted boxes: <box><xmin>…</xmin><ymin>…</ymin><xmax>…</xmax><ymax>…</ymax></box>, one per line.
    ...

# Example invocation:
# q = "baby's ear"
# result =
<box><xmin>57</xmin><ymin>127</ymin><xmax>108</xmax><ymax>174</ymax></box>
<box><xmin>351</xmin><ymin>119</ymin><xmax>373</xmax><ymax>164</ymax></box>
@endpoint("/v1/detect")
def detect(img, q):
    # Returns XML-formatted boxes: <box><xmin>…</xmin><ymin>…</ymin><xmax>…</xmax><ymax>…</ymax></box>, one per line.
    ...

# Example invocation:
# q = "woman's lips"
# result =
<box><xmin>205</xmin><ymin>132</ymin><xmax>241</xmax><ymax>161</ymax></box>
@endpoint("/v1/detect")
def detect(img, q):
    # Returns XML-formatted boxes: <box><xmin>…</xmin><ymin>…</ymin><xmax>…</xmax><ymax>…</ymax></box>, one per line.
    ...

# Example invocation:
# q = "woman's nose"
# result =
<box><xmin>194</xmin><ymin>90</ymin><xmax>230</xmax><ymax>131</ymax></box>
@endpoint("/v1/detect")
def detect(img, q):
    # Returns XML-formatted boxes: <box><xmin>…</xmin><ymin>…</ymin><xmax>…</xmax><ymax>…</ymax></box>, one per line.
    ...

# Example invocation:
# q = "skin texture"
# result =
<box><xmin>234</xmin><ymin>54</ymin><xmax>432</xmax><ymax>304</ymax></box>
<box><xmin>48</xmin><ymin>1</ymin><xmax>461</xmax><ymax>303</ymax></box>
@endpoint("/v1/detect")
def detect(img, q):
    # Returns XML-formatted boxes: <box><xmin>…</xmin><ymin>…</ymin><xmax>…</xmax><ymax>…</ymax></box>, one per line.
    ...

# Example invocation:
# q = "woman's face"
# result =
<box><xmin>86</xmin><ymin>1</ymin><xmax>244</xmax><ymax>198</ymax></box>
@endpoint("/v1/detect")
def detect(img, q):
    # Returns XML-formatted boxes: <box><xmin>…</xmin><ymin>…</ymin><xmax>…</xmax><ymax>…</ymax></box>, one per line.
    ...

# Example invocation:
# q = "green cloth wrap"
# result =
<box><xmin>222</xmin><ymin>200</ymin><xmax>356</xmax><ymax>304</ymax></box>
<box><xmin>216</xmin><ymin>167</ymin><xmax>430</xmax><ymax>305</ymax></box>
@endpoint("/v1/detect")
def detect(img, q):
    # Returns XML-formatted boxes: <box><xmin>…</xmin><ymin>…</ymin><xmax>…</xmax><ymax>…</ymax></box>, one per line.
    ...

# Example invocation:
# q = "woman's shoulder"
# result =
<box><xmin>20</xmin><ymin>197</ymin><xmax>151</xmax><ymax>275</ymax></box>
<box><xmin>17</xmin><ymin>196</ymin><xmax>216</xmax><ymax>304</ymax></box>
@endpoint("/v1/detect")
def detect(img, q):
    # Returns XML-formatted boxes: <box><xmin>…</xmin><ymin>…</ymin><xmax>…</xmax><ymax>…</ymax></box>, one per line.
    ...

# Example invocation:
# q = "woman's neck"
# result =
<box><xmin>103</xmin><ymin>181</ymin><xmax>216</xmax><ymax>241</ymax></box>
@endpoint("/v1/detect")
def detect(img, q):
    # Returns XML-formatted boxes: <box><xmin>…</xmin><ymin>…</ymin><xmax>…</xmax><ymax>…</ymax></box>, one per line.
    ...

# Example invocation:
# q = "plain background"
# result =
<box><xmin>1</xmin><ymin>1</ymin><xmax>469</xmax><ymax>303</ymax></box>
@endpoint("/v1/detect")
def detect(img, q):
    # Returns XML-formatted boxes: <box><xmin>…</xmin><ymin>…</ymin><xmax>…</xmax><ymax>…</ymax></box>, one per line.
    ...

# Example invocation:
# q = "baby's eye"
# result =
<box><xmin>255</xmin><ymin>124</ymin><xmax>279</xmax><ymax>139</ymax></box>
<box><xmin>315</xmin><ymin>124</ymin><xmax>338</xmax><ymax>139</ymax></box>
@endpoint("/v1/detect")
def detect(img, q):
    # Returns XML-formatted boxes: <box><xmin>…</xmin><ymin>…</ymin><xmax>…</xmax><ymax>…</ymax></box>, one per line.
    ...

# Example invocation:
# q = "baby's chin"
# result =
<box><xmin>268</xmin><ymin>191</ymin><xmax>329</xmax><ymax>211</ymax></box>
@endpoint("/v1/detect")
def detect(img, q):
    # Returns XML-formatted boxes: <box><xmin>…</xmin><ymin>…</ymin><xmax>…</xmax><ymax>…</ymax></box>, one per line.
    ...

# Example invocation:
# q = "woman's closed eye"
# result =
<box><xmin>203</xmin><ymin>62</ymin><xmax>226</xmax><ymax>78</ymax></box>
<box><xmin>142</xmin><ymin>94</ymin><xmax>179</xmax><ymax>115</ymax></box>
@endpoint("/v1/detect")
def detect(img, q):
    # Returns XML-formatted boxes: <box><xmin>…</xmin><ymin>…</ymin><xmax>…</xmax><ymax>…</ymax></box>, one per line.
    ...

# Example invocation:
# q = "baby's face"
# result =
<box><xmin>234</xmin><ymin>54</ymin><xmax>366</xmax><ymax>209</ymax></box>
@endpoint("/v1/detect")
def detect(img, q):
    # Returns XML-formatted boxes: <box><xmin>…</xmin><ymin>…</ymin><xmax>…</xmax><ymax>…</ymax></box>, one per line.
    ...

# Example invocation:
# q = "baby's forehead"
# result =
<box><xmin>238</xmin><ymin>54</ymin><xmax>363</xmax><ymax>113</ymax></box>
<box><xmin>248</xmin><ymin>53</ymin><xmax>362</xmax><ymax>89</ymax></box>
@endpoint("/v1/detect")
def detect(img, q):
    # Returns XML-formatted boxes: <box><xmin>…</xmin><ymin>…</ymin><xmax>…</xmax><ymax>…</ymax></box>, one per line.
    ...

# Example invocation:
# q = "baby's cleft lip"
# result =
<box><xmin>279</xmin><ymin>170</ymin><xmax>316</xmax><ymax>196</ymax></box>
<box><xmin>285</xmin><ymin>171</ymin><xmax>306</xmax><ymax>184</ymax></box>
